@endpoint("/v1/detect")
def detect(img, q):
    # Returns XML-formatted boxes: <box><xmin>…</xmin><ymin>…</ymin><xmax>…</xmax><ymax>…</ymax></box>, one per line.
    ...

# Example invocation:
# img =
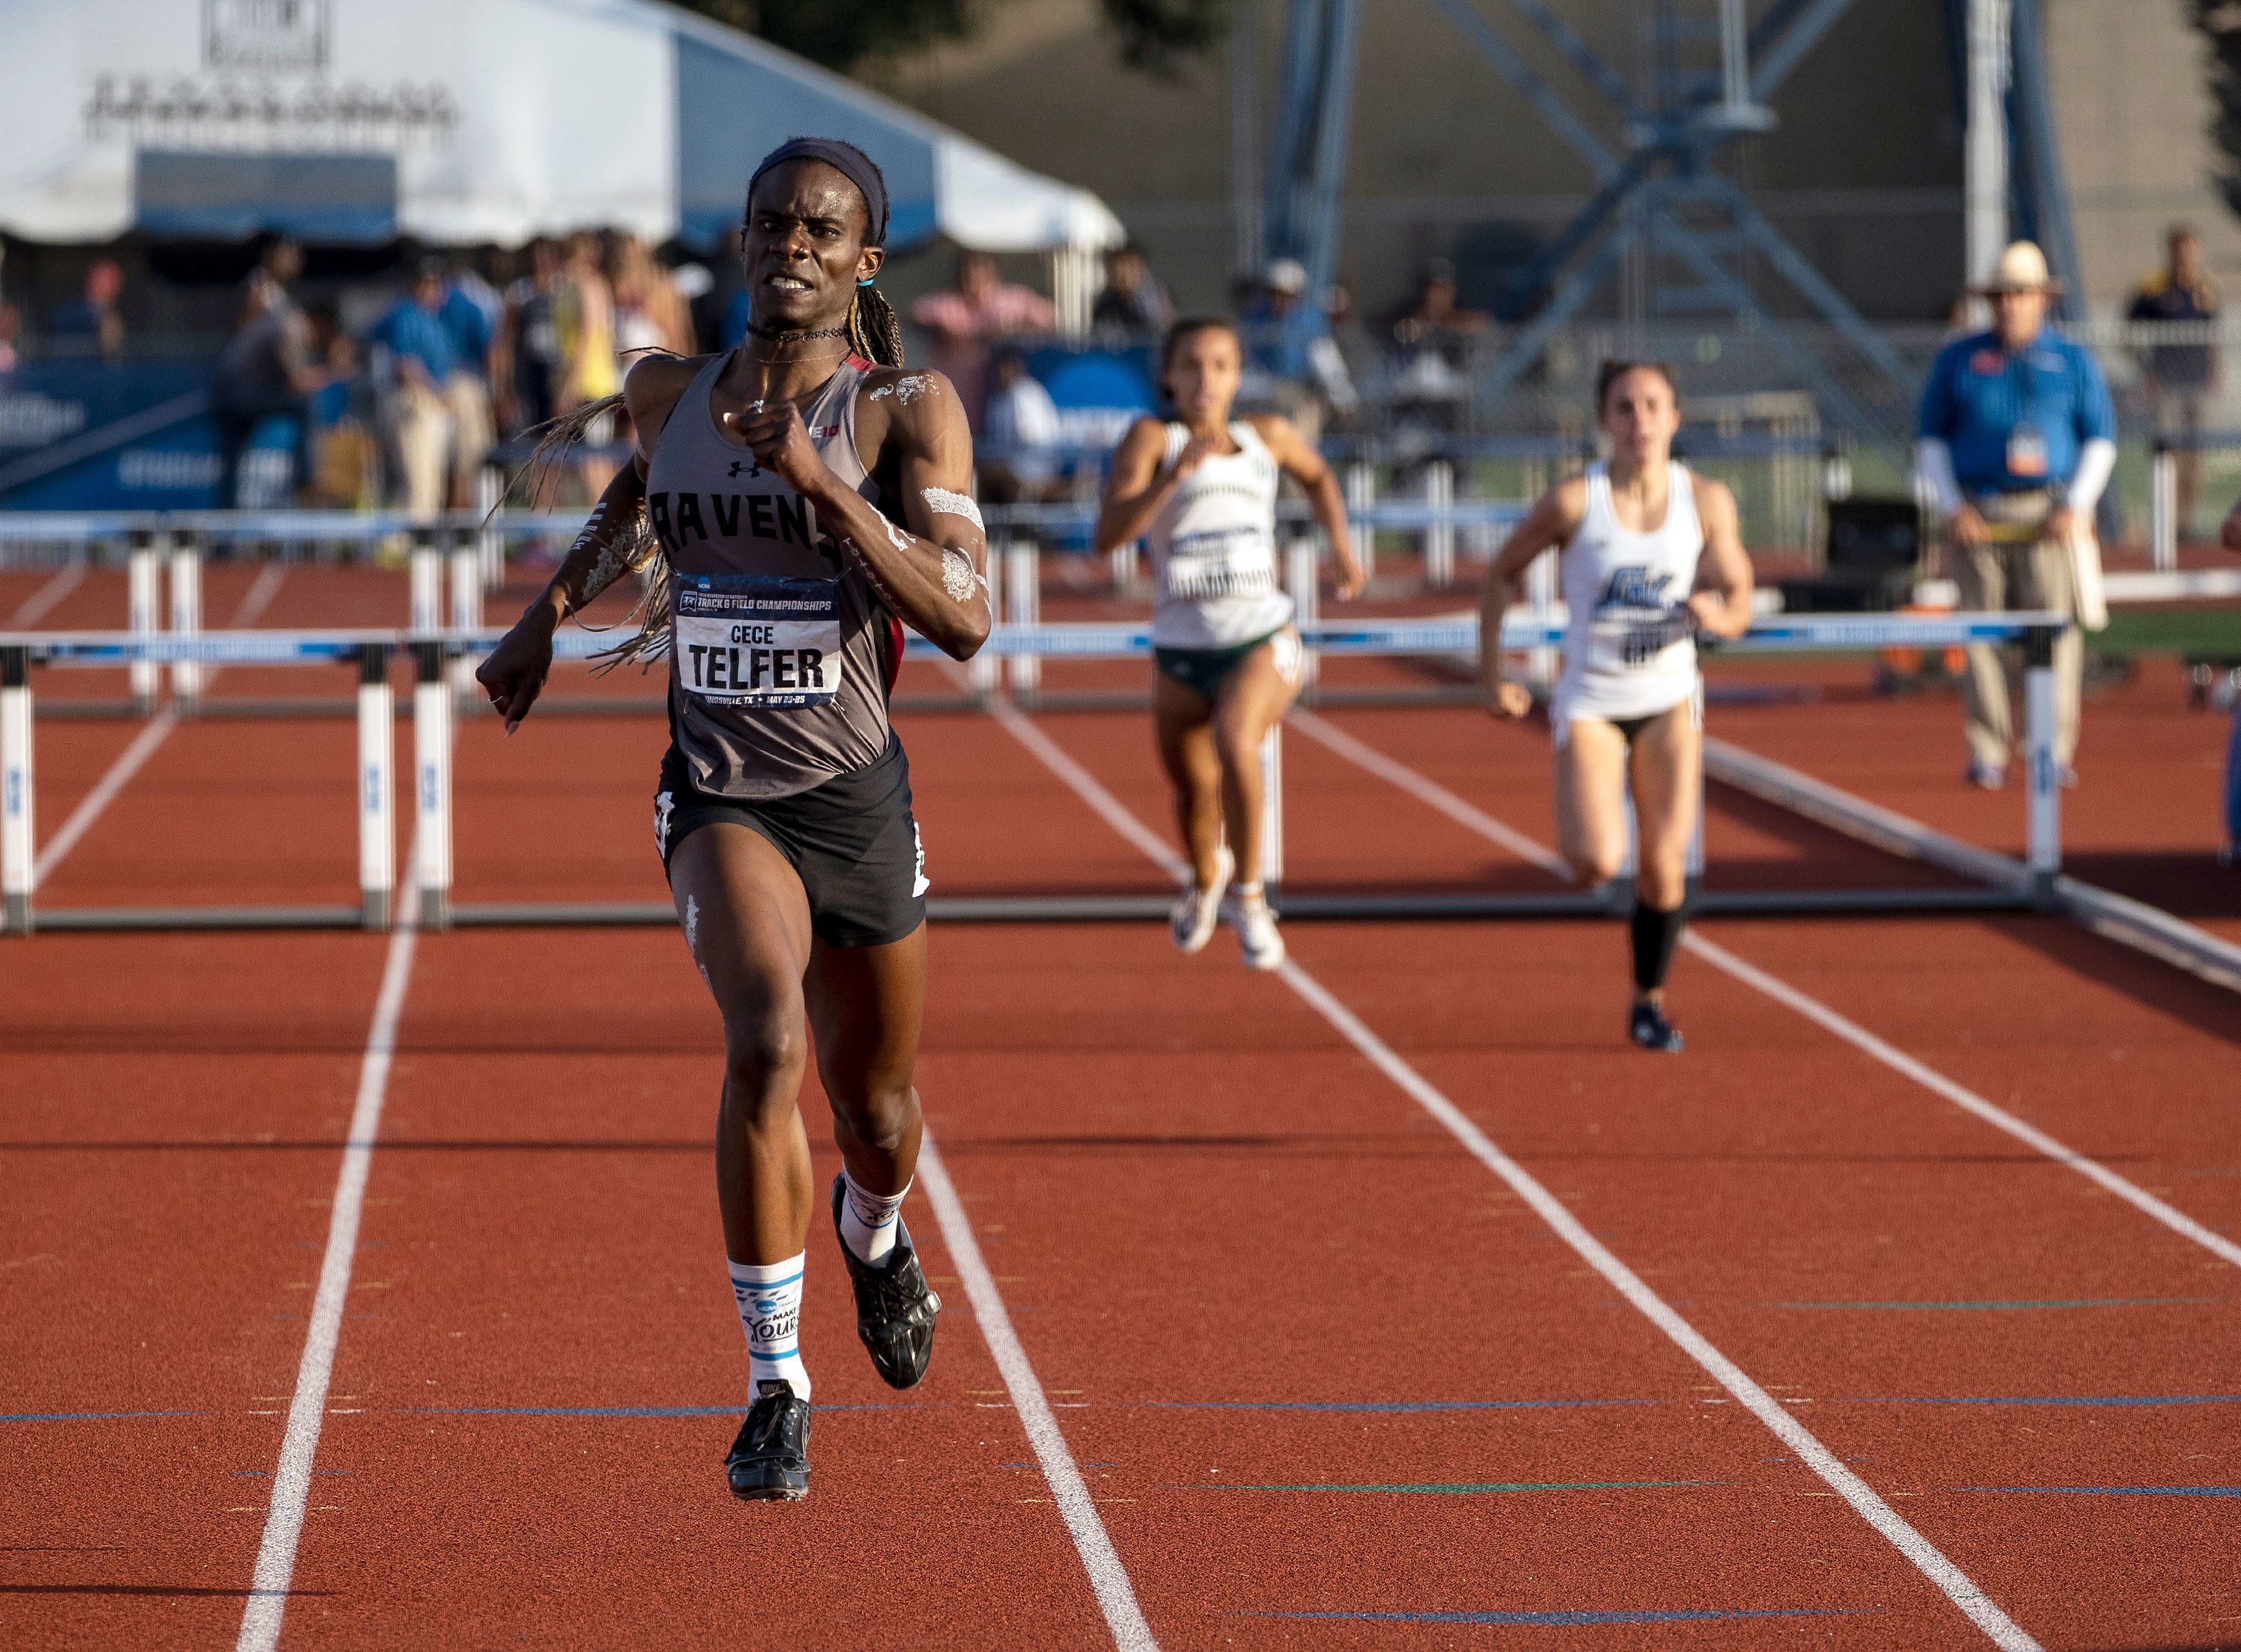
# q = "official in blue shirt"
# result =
<box><xmin>368</xmin><ymin>261</ymin><xmax>472</xmax><ymax>518</ymax></box>
<box><xmin>1915</xmin><ymin>240</ymin><xmax>2115</xmax><ymax>790</ymax></box>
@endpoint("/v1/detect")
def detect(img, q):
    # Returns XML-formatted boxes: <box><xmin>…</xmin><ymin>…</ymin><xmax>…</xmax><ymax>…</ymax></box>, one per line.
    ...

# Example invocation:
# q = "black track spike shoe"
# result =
<box><xmin>831</xmin><ymin>1175</ymin><xmax>940</xmax><ymax>1390</ymax></box>
<box><xmin>725</xmin><ymin>1380</ymin><xmax>810</xmax><ymax>1501</ymax></box>
<box><xmin>1628</xmin><ymin>1001</ymin><xmax>1686</xmax><ymax>1054</ymax></box>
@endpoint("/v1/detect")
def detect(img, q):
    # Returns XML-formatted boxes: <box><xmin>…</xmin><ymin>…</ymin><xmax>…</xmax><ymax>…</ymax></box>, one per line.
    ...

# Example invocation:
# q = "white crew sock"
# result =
<box><xmin>728</xmin><ymin>1255</ymin><xmax>810</xmax><ymax>1402</ymax></box>
<box><xmin>838</xmin><ymin>1172</ymin><xmax>908</xmax><ymax>1266</ymax></box>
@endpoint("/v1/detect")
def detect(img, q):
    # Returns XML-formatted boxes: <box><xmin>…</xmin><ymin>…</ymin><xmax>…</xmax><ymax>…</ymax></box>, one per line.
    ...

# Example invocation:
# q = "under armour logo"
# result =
<box><xmin>728</xmin><ymin>461</ymin><xmax>744</xmax><ymax>477</ymax></box>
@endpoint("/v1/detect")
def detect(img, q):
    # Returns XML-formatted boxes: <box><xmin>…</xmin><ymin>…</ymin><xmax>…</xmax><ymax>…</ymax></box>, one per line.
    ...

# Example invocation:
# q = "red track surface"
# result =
<box><xmin>4</xmin><ymin>563</ymin><xmax>2239</xmax><ymax>1649</ymax></box>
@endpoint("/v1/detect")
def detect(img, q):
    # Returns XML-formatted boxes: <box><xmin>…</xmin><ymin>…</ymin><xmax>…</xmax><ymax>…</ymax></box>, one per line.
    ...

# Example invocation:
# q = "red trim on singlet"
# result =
<box><xmin>846</xmin><ymin>353</ymin><xmax>875</xmax><ymax>371</ymax></box>
<box><xmin>882</xmin><ymin>615</ymin><xmax>906</xmax><ymax>694</ymax></box>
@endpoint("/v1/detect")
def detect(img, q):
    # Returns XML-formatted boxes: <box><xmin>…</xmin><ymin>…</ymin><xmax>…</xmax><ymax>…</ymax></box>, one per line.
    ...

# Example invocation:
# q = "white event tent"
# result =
<box><xmin>0</xmin><ymin>0</ymin><xmax>1123</xmax><ymax>317</ymax></box>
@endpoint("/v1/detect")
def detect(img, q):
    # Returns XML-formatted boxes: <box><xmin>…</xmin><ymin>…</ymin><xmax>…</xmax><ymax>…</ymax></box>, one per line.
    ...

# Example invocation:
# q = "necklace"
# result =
<box><xmin>743</xmin><ymin>319</ymin><xmax>848</xmax><ymax>343</ymax></box>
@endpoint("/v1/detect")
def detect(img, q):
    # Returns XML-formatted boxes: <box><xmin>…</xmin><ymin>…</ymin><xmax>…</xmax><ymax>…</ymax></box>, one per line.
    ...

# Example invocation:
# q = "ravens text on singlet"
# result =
<box><xmin>645</xmin><ymin>352</ymin><xmax>904</xmax><ymax>800</ymax></box>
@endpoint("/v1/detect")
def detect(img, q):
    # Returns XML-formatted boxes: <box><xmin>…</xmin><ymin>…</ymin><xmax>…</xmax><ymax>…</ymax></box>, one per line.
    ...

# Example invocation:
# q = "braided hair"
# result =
<box><xmin>849</xmin><ymin>281</ymin><xmax>905</xmax><ymax>367</ymax></box>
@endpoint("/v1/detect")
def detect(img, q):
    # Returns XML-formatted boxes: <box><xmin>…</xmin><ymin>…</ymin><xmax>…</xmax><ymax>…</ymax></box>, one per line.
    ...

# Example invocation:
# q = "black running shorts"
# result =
<box><xmin>654</xmin><ymin>733</ymin><xmax>927</xmax><ymax>948</ymax></box>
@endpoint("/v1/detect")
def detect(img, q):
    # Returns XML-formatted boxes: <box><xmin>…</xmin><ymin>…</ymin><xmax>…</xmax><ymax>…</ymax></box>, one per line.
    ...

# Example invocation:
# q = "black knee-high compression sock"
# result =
<box><xmin>1629</xmin><ymin>901</ymin><xmax>1687</xmax><ymax>994</ymax></box>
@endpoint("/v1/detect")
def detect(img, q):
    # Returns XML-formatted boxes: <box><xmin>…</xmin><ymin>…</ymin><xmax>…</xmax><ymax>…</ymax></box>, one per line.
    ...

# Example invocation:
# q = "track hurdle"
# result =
<box><xmin>1286</xmin><ymin>535</ymin><xmax>1320</xmax><ymax>692</ymax></box>
<box><xmin>356</xmin><ymin>645</ymin><xmax>395</xmax><ymax>931</ymax></box>
<box><xmin>1004</xmin><ymin>541</ymin><xmax>1040</xmax><ymax>700</ymax></box>
<box><xmin>413</xmin><ymin>642</ymin><xmax>453</xmax><ymax>930</ymax></box>
<box><xmin>167</xmin><ymin>532</ymin><xmax>202</xmax><ymax>710</ymax></box>
<box><xmin>1</xmin><ymin>645</ymin><xmax>30</xmax><ymax>934</ymax></box>
<box><xmin>1424</xmin><ymin>459</ymin><xmax>1456</xmax><ymax>587</ymax></box>
<box><xmin>127</xmin><ymin>530</ymin><xmax>161</xmax><ymax>714</ymax></box>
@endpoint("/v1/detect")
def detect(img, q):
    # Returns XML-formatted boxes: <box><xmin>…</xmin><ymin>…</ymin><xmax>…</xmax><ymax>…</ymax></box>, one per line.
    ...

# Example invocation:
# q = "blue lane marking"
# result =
<box><xmin>1962</xmin><ymin>1485</ymin><xmax>2241</xmax><ymax>1499</ymax></box>
<box><xmin>409</xmin><ymin>1403</ymin><xmax>915</xmax><ymax>1417</ymax></box>
<box><xmin>1751</xmin><ymin>1297</ymin><xmax>2222</xmax><ymax>1311</ymax></box>
<box><xmin>1143</xmin><ymin>1399</ymin><xmax>1663</xmax><ymax>1413</ymax></box>
<box><xmin>0</xmin><ymin>1410</ymin><xmax>201</xmax><ymax>1423</ymax></box>
<box><xmin>1856</xmin><ymin>1394</ymin><xmax>2241</xmax><ymax>1408</ymax></box>
<box><xmin>1251</xmin><ymin>1607</ymin><xmax>1865</xmax><ymax>1626</ymax></box>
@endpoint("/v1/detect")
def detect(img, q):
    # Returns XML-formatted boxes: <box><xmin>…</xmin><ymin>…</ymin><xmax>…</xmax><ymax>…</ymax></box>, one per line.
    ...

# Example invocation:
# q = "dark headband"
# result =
<box><xmin>748</xmin><ymin>137</ymin><xmax>888</xmax><ymax>249</ymax></box>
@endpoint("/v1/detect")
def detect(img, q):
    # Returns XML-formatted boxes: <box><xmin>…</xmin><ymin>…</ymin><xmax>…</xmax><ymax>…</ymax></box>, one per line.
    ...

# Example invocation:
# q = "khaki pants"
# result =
<box><xmin>1953</xmin><ymin>524</ymin><xmax>2081</xmax><ymax>769</ymax></box>
<box><xmin>443</xmin><ymin>373</ymin><xmax>494</xmax><ymax>506</ymax></box>
<box><xmin>388</xmin><ymin>379</ymin><xmax>454</xmax><ymax>522</ymax></box>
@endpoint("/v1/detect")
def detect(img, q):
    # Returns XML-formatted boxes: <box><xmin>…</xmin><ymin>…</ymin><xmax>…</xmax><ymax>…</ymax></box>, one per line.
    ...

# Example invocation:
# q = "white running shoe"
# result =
<box><xmin>1170</xmin><ymin>846</ymin><xmax>1233</xmax><ymax>954</ymax></box>
<box><xmin>1233</xmin><ymin>885</ymin><xmax>1285</xmax><ymax>972</ymax></box>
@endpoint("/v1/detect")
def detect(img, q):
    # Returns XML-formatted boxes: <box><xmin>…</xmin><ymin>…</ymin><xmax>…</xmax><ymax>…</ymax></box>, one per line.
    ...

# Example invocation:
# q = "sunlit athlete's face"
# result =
<box><xmin>1599</xmin><ymin>368</ymin><xmax>1680</xmax><ymax>465</ymax></box>
<box><xmin>1164</xmin><ymin>326</ymin><xmax>1243</xmax><ymax>426</ymax></box>
<box><xmin>739</xmin><ymin>161</ymin><xmax>882</xmax><ymax>331</ymax></box>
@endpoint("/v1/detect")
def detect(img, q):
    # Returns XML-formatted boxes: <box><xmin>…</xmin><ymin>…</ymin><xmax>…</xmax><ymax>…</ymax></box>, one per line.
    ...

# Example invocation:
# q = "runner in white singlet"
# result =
<box><xmin>1096</xmin><ymin>318</ymin><xmax>1363</xmax><ymax>971</ymax></box>
<box><xmin>1478</xmin><ymin>361</ymin><xmax>1754</xmax><ymax>1052</ymax></box>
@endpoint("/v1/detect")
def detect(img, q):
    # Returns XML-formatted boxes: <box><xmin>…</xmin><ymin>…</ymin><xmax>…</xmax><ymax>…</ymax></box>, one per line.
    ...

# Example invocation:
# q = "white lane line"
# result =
<box><xmin>915</xmin><ymin>1132</ymin><xmax>1158</xmax><ymax>1651</ymax></box>
<box><xmin>988</xmin><ymin>704</ymin><xmax>2039</xmax><ymax>1652</ymax></box>
<box><xmin>1684</xmin><ymin>932</ymin><xmax>2241</xmax><ymax>1270</ymax></box>
<box><xmin>33</xmin><ymin>709</ymin><xmax>176</xmax><ymax>887</ymax></box>
<box><xmin>1301</xmin><ymin>711</ymin><xmax>2241</xmax><ymax>1273</ymax></box>
<box><xmin>1289</xmin><ymin>709</ymin><xmax>1566</xmax><ymax>875</ymax></box>
<box><xmin>237</xmin><ymin>861</ymin><xmax>418</xmax><ymax>1652</ymax></box>
<box><xmin>31</xmin><ymin>565</ymin><xmax>288</xmax><ymax>889</ymax></box>
<box><xmin>5</xmin><ymin>558</ymin><xmax>87</xmax><ymax>627</ymax></box>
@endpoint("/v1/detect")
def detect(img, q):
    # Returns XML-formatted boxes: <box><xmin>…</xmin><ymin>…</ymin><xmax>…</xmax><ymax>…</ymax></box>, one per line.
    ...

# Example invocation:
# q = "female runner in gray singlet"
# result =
<box><xmin>477</xmin><ymin>140</ymin><xmax>988</xmax><ymax>1503</ymax></box>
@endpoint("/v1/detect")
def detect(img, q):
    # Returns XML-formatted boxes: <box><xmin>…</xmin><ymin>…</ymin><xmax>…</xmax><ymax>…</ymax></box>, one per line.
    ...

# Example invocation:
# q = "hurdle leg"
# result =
<box><xmin>357</xmin><ymin>644</ymin><xmax>395</xmax><ymax>931</ymax></box>
<box><xmin>409</xmin><ymin>528</ymin><xmax>442</xmax><ymax>634</ymax></box>
<box><xmin>1346</xmin><ymin>459</ymin><xmax>1376</xmax><ymax>584</ymax></box>
<box><xmin>413</xmin><ymin>642</ymin><xmax>453</xmax><ymax>931</ymax></box>
<box><xmin>477</xmin><ymin>464</ymin><xmax>504</xmax><ymax>588</ymax></box>
<box><xmin>2024</xmin><ymin>625</ymin><xmax>2062</xmax><ymax>907</ymax></box>
<box><xmin>1425</xmin><ymin>459</ymin><xmax>1454</xmax><ymax>588</ymax></box>
<box><xmin>1</xmin><ymin>645</ymin><xmax>31</xmax><ymax>936</ymax></box>
<box><xmin>2150</xmin><ymin>443</ymin><xmax>2177</xmax><ymax>572</ymax></box>
<box><xmin>1526</xmin><ymin>550</ymin><xmax>1558</xmax><ymax>687</ymax></box>
<box><xmin>128</xmin><ymin>530</ymin><xmax>161</xmax><ymax>715</ymax></box>
<box><xmin>447</xmin><ymin>532</ymin><xmax>482</xmax><ymax>701</ymax></box>
<box><xmin>169</xmin><ymin>532</ymin><xmax>202</xmax><ymax>712</ymax></box>
<box><xmin>1005</xmin><ymin>539</ymin><xmax>1040</xmax><ymax>703</ymax></box>
<box><xmin>1259</xmin><ymin>724</ymin><xmax>1284</xmax><ymax>898</ymax></box>
<box><xmin>970</xmin><ymin>547</ymin><xmax>1002</xmax><ymax>701</ymax></box>
<box><xmin>1286</xmin><ymin>536</ymin><xmax>1320</xmax><ymax>695</ymax></box>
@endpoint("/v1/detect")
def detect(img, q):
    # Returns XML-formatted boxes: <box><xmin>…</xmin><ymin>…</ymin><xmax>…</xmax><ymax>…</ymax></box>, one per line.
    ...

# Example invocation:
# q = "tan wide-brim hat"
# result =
<box><xmin>1971</xmin><ymin>239</ymin><xmax>2065</xmax><ymax>295</ymax></box>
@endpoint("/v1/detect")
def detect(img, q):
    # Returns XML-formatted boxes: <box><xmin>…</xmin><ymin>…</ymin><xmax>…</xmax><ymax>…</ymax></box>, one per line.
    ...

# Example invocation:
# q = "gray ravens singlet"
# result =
<box><xmin>646</xmin><ymin>352</ymin><xmax>902</xmax><ymax>800</ymax></box>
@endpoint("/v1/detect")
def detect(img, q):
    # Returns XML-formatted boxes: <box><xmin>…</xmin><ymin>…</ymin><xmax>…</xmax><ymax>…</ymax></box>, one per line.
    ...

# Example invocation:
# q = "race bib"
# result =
<box><xmin>674</xmin><ymin>574</ymin><xmax>842</xmax><ymax>708</ymax></box>
<box><xmin>1167</xmin><ymin>526</ymin><xmax>1277</xmax><ymax>601</ymax></box>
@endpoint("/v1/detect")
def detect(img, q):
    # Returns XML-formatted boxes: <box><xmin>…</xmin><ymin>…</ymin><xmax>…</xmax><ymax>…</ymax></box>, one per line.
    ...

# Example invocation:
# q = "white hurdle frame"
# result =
<box><xmin>1286</xmin><ymin>536</ymin><xmax>1320</xmax><ymax>691</ymax></box>
<box><xmin>1</xmin><ymin>646</ymin><xmax>31</xmax><ymax>934</ymax></box>
<box><xmin>1004</xmin><ymin>540</ymin><xmax>1039</xmax><ymax>698</ymax></box>
<box><xmin>2150</xmin><ymin>443</ymin><xmax>2178</xmax><ymax>574</ymax></box>
<box><xmin>970</xmin><ymin>547</ymin><xmax>1002</xmax><ymax>698</ymax></box>
<box><xmin>167</xmin><ymin>533</ymin><xmax>202</xmax><ymax>709</ymax></box>
<box><xmin>1424</xmin><ymin>459</ymin><xmax>1455</xmax><ymax>587</ymax></box>
<box><xmin>128</xmin><ymin>530</ymin><xmax>162</xmax><ymax>713</ymax></box>
<box><xmin>447</xmin><ymin>531</ymin><xmax>483</xmax><ymax>701</ymax></box>
<box><xmin>413</xmin><ymin>642</ymin><xmax>452</xmax><ymax>930</ymax></box>
<box><xmin>356</xmin><ymin>645</ymin><xmax>394</xmax><ymax>931</ymax></box>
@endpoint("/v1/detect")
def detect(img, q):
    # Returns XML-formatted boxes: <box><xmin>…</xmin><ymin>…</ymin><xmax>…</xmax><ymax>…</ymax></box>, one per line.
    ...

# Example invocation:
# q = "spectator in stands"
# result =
<box><xmin>1239</xmin><ymin>257</ymin><xmax>1355</xmax><ymax>437</ymax></box>
<box><xmin>1915</xmin><ymin>240</ymin><xmax>2115</xmax><ymax>791</ymax></box>
<box><xmin>433</xmin><ymin>259</ymin><xmax>498</xmax><ymax>508</ymax></box>
<box><xmin>555</xmin><ymin>231</ymin><xmax>620</xmax><ymax>414</ymax></box>
<box><xmin>50</xmin><ymin>258</ymin><xmax>125</xmax><ymax>363</ymax></box>
<box><xmin>2129</xmin><ymin>223</ymin><xmax>2221</xmax><ymax>538</ymax></box>
<box><xmin>500</xmin><ymin>237</ymin><xmax>566</xmax><ymax>435</ymax></box>
<box><xmin>1091</xmin><ymin>243</ymin><xmax>1173</xmax><ymax>336</ymax></box>
<box><xmin>979</xmin><ymin>346</ymin><xmax>1066</xmax><ymax>503</ymax></box>
<box><xmin>368</xmin><ymin>260</ymin><xmax>463</xmax><ymax>521</ymax></box>
<box><xmin>1389</xmin><ymin>258</ymin><xmax>1489</xmax><ymax>433</ymax></box>
<box><xmin>610</xmin><ymin>232</ymin><xmax>695</xmax><ymax>362</ymax></box>
<box><xmin>211</xmin><ymin>238</ymin><xmax>323</xmax><ymax>509</ymax></box>
<box><xmin>0</xmin><ymin>301</ymin><xmax>20</xmax><ymax>382</ymax></box>
<box><xmin>911</xmin><ymin>250</ymin><xmax>1056</xmax><ymax>429</ymax></box>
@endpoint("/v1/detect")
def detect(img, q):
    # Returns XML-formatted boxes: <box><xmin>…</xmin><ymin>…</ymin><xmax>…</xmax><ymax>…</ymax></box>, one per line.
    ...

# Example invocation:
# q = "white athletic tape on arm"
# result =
<box><xmin>922</xmin><ymin>487</ymin><xmax>985</xmax><ymax>531</ymax></box>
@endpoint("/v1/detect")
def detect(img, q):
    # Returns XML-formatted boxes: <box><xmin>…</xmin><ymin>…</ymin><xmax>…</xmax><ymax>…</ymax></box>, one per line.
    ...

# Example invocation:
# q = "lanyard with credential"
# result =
<box><xmin>2004</xmin><ymin>346</ymin><xmax>2051</xmax><ymax>481</ymax></box>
